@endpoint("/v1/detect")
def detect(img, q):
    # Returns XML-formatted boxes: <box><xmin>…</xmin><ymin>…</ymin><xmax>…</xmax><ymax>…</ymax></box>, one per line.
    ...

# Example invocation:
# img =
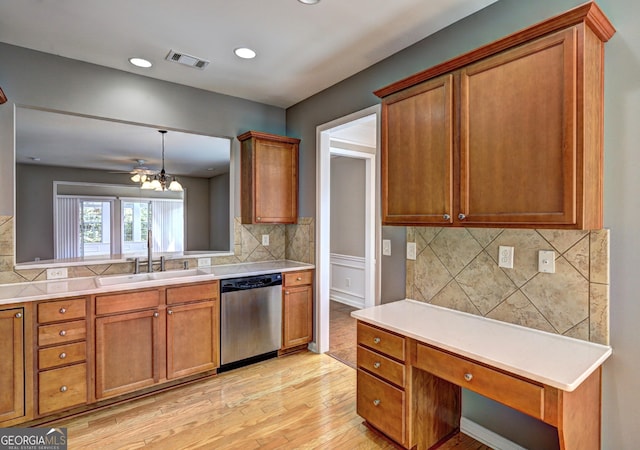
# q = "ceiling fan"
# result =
<box><xmin>110</xmin><ymin>159</ymin><xmax>157</xmax><ymax>182</ymax></box>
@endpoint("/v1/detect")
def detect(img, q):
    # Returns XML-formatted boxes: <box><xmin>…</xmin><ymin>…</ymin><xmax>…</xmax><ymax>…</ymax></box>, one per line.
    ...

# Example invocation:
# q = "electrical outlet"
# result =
<box><xmin>498</xmin><ymin>246</ymin><xmax>514</xmax><ymax>269</ymax></box>
<box><xmin>46</xmin><ymin>267</ymin><xmax>68</xmax><ymax>280</ymax></box>
<box><xmin>262</xmin><ymin>234</ymin><xmax>270</xmax><ymax>246</ymax></box>
<box><xmin>197</xmin><ymin>257</ymin><xmax>211</xmax><ymax>268</ymax></box>
<box><xmin>538</xmin><ymin>250</ymin><xmax>556</xmax><ymax>273</ymax></box>
<box><xmin>345</xmin><ymin>277</ymin><xmax>351</xmax><ymax>288</ymax></box>
<box><xmin>407</xmin><ymin>242</ymin><xmax>417</xmax><ymax>260</ymax></box>
<box><xmin>382</xmin><ymin>239</ymin><xmax>391</xmax><ymax>256</ymax></box>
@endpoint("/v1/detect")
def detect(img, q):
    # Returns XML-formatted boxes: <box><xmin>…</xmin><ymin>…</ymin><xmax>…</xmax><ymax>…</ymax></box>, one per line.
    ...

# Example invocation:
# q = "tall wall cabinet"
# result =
<box><xmin>238</xmin><ymin>131</ymin><xmax>300</xmax><ymax>224</ymax></box>
<box><xmin>377</xmin><ymin>2</ymin><xmax>615</xmax><ymax>230</ymax></box>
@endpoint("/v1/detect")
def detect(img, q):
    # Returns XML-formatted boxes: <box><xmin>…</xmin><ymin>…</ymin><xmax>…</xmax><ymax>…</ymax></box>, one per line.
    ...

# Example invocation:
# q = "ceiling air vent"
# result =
<box><xmin>165</xmin><ymin>50</ymin><xmax>210</xmax><ymax>70</ymax></box>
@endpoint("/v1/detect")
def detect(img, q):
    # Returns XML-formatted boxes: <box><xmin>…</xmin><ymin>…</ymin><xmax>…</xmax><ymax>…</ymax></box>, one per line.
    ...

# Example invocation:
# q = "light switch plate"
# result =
<box><xmin>407</xmin><ymin>242</ymin><xmax>417</xmax><ymax>260</ymax></box>
<box><xmin>382</xmin><ymin>239</ymin><xmax>391</xmax><ymax>256</ymax></box>
<box><xmin>197</xmin><ymin>257</ymin><xmax>211</xmax><ymax>268</ymax></box>
<box><xmin>262</xmin><ymin>234</ymin><xmax>269</xmax><ymax>246</ymax></box>
<box><xmin>498</xmin><ymin>246</ymin><xmax>514</xmax><ymax>269</ymax></box>
<box><xmin>46</xmin><ymin>267</ymin><xmax>68</xmax><ymax>280</ymax></box>
<box><xmin>538</xmin><ymin>250</ymin><xmax>556</xmax><ymax>273</ymax></box>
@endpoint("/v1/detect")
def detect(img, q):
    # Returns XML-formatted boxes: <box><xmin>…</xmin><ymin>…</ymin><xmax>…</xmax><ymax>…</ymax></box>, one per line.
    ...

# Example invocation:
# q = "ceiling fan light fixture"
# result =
<box><xmin>169</xmin><ymin>178</ymin><xmax>183</xmax><ymax>192</ymax></box>
<box><xmin>298</xmin><ymin>0</ymin><xmax>320</xmax><ymax>4</ymax></box>
<box><xmin>128</xmin><ymin>57</ymin><xmax>152</xmax><ymax>68</ymax></box>
<box><xmin>234</xmin><ymin>47</ymin><xmax>256</xmax><ymax>59</ymax></box>
<box><xmin>140</xmin><ymin>179</ymin><xmax>154</xmax><ymax>190</ymax></box>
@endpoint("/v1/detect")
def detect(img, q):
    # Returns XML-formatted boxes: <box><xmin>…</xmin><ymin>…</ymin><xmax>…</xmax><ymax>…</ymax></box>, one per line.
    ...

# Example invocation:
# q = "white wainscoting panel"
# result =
<box><xmin>330</xmin><ymin>253</ymin><xmax>365</xmax><ymax>309</ymax></box>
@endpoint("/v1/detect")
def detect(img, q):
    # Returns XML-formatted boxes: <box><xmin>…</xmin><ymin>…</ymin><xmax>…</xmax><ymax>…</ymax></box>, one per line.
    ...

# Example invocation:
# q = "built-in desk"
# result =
<box><xmin>352</xmin><ymin>300</ymin><xmax>612</xmax><ymax>450</ymax></box>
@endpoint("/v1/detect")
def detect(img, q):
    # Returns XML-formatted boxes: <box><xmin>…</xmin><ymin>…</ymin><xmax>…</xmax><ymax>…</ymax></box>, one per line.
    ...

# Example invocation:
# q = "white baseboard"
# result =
<box><xmin>460</xmin><ymin>417</ymin><xmax>526</xmax><ymax>450</ymax></box>
<box><xmin>329</xmin><ymin>292</ymin><xmax>364</xmax><ymax>309</ymax></box>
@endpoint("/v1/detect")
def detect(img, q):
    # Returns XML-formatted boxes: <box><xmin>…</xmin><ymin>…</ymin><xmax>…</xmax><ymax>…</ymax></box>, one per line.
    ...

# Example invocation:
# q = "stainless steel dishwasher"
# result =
<box><xmin>220</xmin><ymin>273</ymin><xmax>282</xmax><ymax>370</ymax></box>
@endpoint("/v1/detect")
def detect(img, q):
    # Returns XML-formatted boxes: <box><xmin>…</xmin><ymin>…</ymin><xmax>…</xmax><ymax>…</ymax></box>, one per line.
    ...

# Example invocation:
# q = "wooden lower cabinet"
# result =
<box><xmin>0</xmin><ymin>308</ymin><xmax>25</xmax><ymax>423</ymax></box>
<box><xmin>38</xmin><ymin>363</ymin><xmax>87</xmax><ymax>415</ymax></box>
<box><xmin>167</xmin><ymin>300</ymin><xmax>219</xmax><ymax>379</ymax></box>
<box><xmin>357</xmin><ymin>369</ymin><xmax>406</xmax><ymax>444</ymax></box>
<box><xmin>282</xmin><ymin>271</ymin><xmax>313</xmax><ymax>350</ymax></box>
<box><xmin>95</xmin><ymin>309</ymin><xmax>160</xmax><ymax>399</ymax></box>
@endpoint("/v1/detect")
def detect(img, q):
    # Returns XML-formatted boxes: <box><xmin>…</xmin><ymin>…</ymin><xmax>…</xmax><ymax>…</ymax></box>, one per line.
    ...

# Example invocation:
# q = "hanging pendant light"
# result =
<box><xmin>141</xmin><ymin>130</ymin><xmax>183</xmax><ymax>192</ymax></box>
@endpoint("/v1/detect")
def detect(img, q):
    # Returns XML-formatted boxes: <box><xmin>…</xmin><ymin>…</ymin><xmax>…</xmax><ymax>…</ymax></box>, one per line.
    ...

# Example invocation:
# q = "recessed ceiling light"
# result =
<box><xmin>128</xmin><ymin>57</ymin><xmax>152</xmax><ymax>68</ymax></box>
<box><xmin>298</xmin><ymin>0</ymin><xmax>320</xmax><ymax>4</ymax></box>
<box><xmin>234</xmin><ymin>47</ymin><xmax>256</xmax><ymax>59</ymax></box>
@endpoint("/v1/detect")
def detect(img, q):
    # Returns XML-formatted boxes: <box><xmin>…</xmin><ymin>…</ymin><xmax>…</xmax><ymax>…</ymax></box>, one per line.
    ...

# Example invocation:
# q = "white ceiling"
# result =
<box><xmin>0</xmin><ymin>0</ymin><xmax>497</xmax><ymax>108</ymax></box>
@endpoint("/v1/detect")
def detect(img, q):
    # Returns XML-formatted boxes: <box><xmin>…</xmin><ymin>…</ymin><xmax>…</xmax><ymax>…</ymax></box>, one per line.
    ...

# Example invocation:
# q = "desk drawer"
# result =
<box><xmin>38</xmin><ymin>298</ymin><xmax>86</xmax><ymax>323</ymax></box>
<box><xmin>39</xmin><ymin>342</ymin><xmax>86</xmax><ymax>370</ymax></box>
<box><xmin>357</xmin><ymin>369</ymin><xmax>405</xmax><ymax>445</ymax></box>
<box><xmin>38</xmin><ymin>363</ymin><xmax>87</xmax><ymax>415</ymax></box>
<box><xmin>38</xmin><ymin>320</ymin><xmax>86</xmax><ymax>347</ymax></box>
<box><xmin>416</xmin><ymin>343</ymin><xmax>544</xmax><ymax>419</ymax></box>
<box><xmin>357</xmin><ymin>321</ymin><xmax>405</xmax><ymax>362</ymax></box>
<box><xmin>357</xmin><ymin>345</ymin><xmax>406</xmax><ymax>387</ymax></box>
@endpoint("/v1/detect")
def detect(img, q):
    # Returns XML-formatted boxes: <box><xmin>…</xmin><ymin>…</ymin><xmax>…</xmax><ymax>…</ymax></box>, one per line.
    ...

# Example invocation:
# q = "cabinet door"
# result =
<box><xmin>253</xmin><ymin>139</ymin><xmax>298</xmax><ymax>223</ymax></box>
<box><xmin>382</xmin><ymin>74</ymin><xmax>454</xmax><ymax>225</ymax></box>
<box><xmin>282</xmin><ymin>285</ymin><xmax>313</xmax><ymax>349</ymax></box>
<box><xmin>95</xmin><ymin>309</ymin><xmax>160</xmax><ymax>399</ymax></box>
<box><xmin>459</xmin><ymin>28</ymin><xmax>577</xmax><ymax>226</ymax></box>
<box><xmin>166</xmin><ymin>300</ymin><xmax>219</xmax><ymax>379</ymax></box>
<box><xmin>0</xmin><ymin>308</ymin><xmax>24</xmax><ymax>422</ymax></box>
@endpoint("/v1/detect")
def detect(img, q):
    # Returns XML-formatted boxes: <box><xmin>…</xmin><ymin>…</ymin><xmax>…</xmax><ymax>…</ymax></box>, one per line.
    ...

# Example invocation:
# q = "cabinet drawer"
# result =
<box><xmin>38</xmin><ymin>320</ymin><xmax>86</xmax><ymax>347</ymax></box>
<box><xmin>357</xmin><ymin>369</ymin><xmax>405</xmax><ymax>445</ymax></box>
<box><xmin>38</xmin><ymin>298</ymin><xmax>86</xmax><ymax>323</ymax></box>
<box><xmin>284</xmin><ymin>271</ymin><xmax>313</xmax><ymax>287</ymax></box>
<box><xmin>166</xmin><ymin>281</ymin><xmax>219</xmax><ymax>305</ymax></box>
<box><xmin>95</xmin><ymin>289</ymin><xmax>160</xmax><ymax>315</ymax></box>
<box><xmin>38</xmin><ymin>342</ymin><xmax>86</xmax><ymax>370</ymax></box>
<box><xmin>416</xmin><ymin>343</ymin><xmax>544</xmax><ymax>419</ymax></box>
<box><xmin>38</xmin><ymin>363</ymin><xmax>87</xmax><ymax>415</ymax></box>
<box><xmin>357</xmin><ymin>345</ymin><xmax>406</xmax><ymax>387</ymax></box>
<box><xmin>357</xmin><ymin>321</ymin><xmax>406</xmax><ymax>362</ymax></box>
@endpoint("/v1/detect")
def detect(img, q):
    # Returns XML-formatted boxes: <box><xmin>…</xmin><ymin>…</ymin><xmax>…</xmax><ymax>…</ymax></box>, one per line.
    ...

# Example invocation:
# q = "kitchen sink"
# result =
<box><xmin>97</xmin><ymin>269</ymin><xmax>207</xmax><ymax>286</ymax></box>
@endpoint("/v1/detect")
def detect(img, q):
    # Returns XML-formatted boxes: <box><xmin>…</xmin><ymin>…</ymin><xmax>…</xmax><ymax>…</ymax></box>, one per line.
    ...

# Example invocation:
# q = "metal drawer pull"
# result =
<box><xmin>15</xmin><ymin>312</ymin><xmax>22</xmax><ymax>319</ymax></box>
<box><xmin>296</xmin><ymin>277</ymin><xmax>302</xmax><ymax>281</ymax></box>
<box><xmin>373</xmin><ymin>337</ymin><xmax>381</xmax><ymax>344</ymax></box>
<box><xmin>167</xmin><ymin>310</ymin><xmax>173</xmax><ymax>315</ymax></box>
<box><xmin>464</xmin><ymin>373</ymin><xmax>473</xmax><ymax>382</ymax></box>
<box><xmin>373</xmin><ymin>399</ymin><xmax>381</xmax><ymax>406</ymax></box>
<box><xmin>443</xmin><ymin>214</ymin><xmax>451</xmax><ymax>220</ymax></box>
<box><xmin>153</xmin><ymin>312</ymin><xmax>159</xmax><ymax>318</ymax></box>
<box><xmin>458</xmin><ymin>213</ymin><xmax>466</xmax><ymax>220</ymax></box>
<box><xmin>60</xmin><ymin>386</ymin><xmax>68</xmax><ymax>393</ymax></box>
<box><xmin>59</xmin><ymin>330</ymin><xmax>67</xmax><ymax>337</ymax></box>
<box><xmin>59</xmin><ymin>307</ymin><xmax>66</xmax><ymax>314</ymax></box>
<box><xmin>285</xmin><ymin>291</ymin><xmax>290</xmax><ymax>295</ymax></box>
<box><xmin>59</xmin><ymin>352</ymin><xmax>67</xmax><ymax>359</ymax></box>
<box><xmin>373</xmin><ymin>362</ymin><xmax>381</xmax><ymax>369</ymax></box>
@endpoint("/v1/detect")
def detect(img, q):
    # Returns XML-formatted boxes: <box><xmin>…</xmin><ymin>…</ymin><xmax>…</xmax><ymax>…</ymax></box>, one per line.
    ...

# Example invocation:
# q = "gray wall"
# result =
<box><xmin>0</xmin><ymin>42</ymin><xmax>286</xmax><ymax>218</ymax></box>
<box><xmin>330</xmin><ymin>156</ymin><xmax>365</xmax><ymax>257</ymax></box>
<box><xmin>286</xmin><ymin>0</ymin><xmax>638</xmax><ymax>448</ymax></box>
<box><xmin>209</xmin><ymin>172</ymin><xmax>230</xmax><ymax>251</ymax></box>
<box><xmin>380</xmin><ymin>226</ymin><xmax>406</xmax><ymax>304</ymax></box>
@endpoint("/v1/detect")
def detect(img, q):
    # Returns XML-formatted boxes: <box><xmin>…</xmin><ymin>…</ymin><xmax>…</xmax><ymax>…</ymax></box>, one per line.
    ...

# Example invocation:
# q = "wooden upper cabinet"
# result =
<box><xmin>376</xmin><ymin>2</ymin><xmax>615</xmax><ymax>229</ymax></box>
<box><xmin>382</xmin><ymin>74</ymin><xmax>454</xmax><ymax>225</ymax></box>
<box><xmin>238</xmin><ymin>131</ymin><xmax>300</xmax><ymax>224</ymax></box>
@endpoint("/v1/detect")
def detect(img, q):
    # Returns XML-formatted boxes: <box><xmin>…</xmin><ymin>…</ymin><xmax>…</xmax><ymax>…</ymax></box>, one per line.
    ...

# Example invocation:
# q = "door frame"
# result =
<box><xmin>312</xmin><ymin>104</ymin><xmax>380</xmax><ymax>354</ymax></box>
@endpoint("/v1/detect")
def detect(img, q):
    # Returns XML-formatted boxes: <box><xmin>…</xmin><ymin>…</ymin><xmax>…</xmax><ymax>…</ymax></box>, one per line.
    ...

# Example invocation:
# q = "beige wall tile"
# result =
<box><xmin>430</xmin><ymin>228</ymin><xmax>482</xmax><ymax>277</ymax></box>
<box><xmin>431</xmin><ymin>281</ymin><xmax>481</xmax><ymax>316</ymax></box>
<box><xmin>537</xmin><ymin>229</ymin><xmax>589</xmax><ymax>253</ymax></box>
<box><xmin>564</xmin><ymin>235</ymin><xmax>590</xmax><ymax>279</ymax></box>
<box><xmin>487</xmin><ymin>291</ymin><xmax>555</xmax><ymax>333</ymax></box>
<box><xmin>414</xmin><ymin>246</ymin><xmax>452</xmax><ymax>300</ymax></box>
<box><xmin>590</xmin><ymin>283</ymin><xmax>610</xmax><ymax>345</ymax></box>
<box><xmin>486</xmin><ymin>229</ymin><xmax>549</xmax><ymax>288</ymax></box>
<box><xmin>590</xmin><ymin>229</ymin><xmax>610</xmax><ymax>284</ymax></box>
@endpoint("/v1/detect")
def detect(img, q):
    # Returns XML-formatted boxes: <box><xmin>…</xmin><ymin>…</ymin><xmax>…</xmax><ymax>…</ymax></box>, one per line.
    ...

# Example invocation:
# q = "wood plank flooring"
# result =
<box><xmin>328</xmin><ymin>301</ymin><xmax>358</xmax><ymax>368</ymax></box>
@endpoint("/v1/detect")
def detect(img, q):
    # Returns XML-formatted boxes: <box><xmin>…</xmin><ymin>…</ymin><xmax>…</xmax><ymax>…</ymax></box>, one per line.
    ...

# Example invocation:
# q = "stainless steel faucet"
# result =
<box><xmin>133</xmin><ymin>257</ymin><xmax>140</xmax><ymax>274</ymax></box>
<box><xmin>160</xmin><ymin>256</ymin><xmax>166</xmax><ymax>272</ymax></box>
<box><xmin>147</xmin><ymin>229</ymin><xmax>153</xmax><ymax>273</ymax></box>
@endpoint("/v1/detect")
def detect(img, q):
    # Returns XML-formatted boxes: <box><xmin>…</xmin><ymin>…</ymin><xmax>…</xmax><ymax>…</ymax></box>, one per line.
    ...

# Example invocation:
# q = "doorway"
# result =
<box><xmin>314</xmin><ymin>105</ymin><xmax>380</xmax><ymax>355</ymax></box>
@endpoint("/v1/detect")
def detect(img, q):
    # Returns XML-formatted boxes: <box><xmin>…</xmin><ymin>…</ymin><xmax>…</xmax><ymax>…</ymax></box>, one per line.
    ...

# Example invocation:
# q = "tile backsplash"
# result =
<box><xmin>405</xmin><ymin>227</ymin><xmax>610</xmax><ymax>345</ymax></box>
<box><xmin>0</xmin><ymin>216</ymin><xmax>314</xmax><ymax>284</ymax></box>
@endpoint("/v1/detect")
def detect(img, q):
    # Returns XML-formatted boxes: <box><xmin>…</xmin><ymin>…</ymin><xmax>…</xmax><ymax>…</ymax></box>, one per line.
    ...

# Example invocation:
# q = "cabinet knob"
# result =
<box><xmin>167</xmin><ymin>310</ymin><xmax>173</xmax><ymax>315</ymax></box>
<box><xmin>464</xmin><ymin>373</ymin><xmax>473</xmax><ymax>382</ymax></box>
<box><xmin>15</xmin><ymin>312</ymin><xmax>22</xmax><ymax>319</ymax></box>
<box><xmin>373</xmin><ymin>337</ymin><xmax>381</xmax><ymax>344</ymax></box>
<box><xmin>153</xmin><ymin>312</ymin><xmax>159</xmax><ymax>318</ymax></box>
<box><xmin>373</xmin><ymin>399</ymin><xmax>381</xmax><ymax>407</ymax></box>
<box><xmin>458</xmin><ymin>213</ymin><xmax>466</xmax><ymax>220</ymax></box>
<box><xmin>443</xmin><ymin>214</ymin><xmax>451</xmax><ymax>221</ymax></box>
<box><xmin>257</xmin><ymin>217</ymin><xmax>261</xmax><ymax>221</ymax></box>
<box><xmin>296</xmin><ymin>277</ymin><xmax>302</xmax><ymax>281</ymax></box>
<box><xmin>285</xmin><ymin>291</ymin><xmax>290</xmax><ymax>295</ymax></box>
<box><xmin>373</xmin><ymin>362</ymin><xmax>381</xmax><ymax>369</ymax></box>
<box><xmin>60</xmin><ymin>386</ymin><xmax>68</xmax><ymax>393</ymax></box>
<box><xmin>59</xmin><ymin>307</ymin><xmax>67</xmax><ymax>314</ymax></box>
<box><xmin>59</xmin><ymin>330</ymin><xmax>67</xmax><ymax>337</ymax></box>
<box><xmin>59</xmin><ymin>352</ymin><xmax>67</xmax><ymax>359</ymax></box>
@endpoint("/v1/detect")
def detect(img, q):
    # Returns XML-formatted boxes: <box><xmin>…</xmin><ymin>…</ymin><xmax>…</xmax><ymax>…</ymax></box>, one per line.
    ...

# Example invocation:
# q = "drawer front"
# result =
<box><xmin>284</xmin><ymin>270</ymin><xmax>313</xmax><ymax>287</ymax></box>
<box><xmin>38</xmin><ymin>363</ymin><xmax>87</xmax><ymax>415</ymax></box>
<box><xmin>357</xmin><ymin>321</ymin><xmax>406</xmax><ymax>362</ymax></box>
<box><xmin>38</xmin><ymin>298</ymin><xmax>86</xmax><ymax>323</ymax></box>
<box><xmin>416</xmin><ymin>343</ymin><xmax>544</xmax><ymax>419</ymax></box>
<box><xmin>38</xmin><ymin>320</ymin><xmax>86</xmax><ymax>347</ymax></box>
<box><xmin>38</xmin><ymin>342</ymin><xmax>86</xmax><ymax>370</ymax></box>
<box><xmin>95</xmin><ymin>289</ymin><xmax>160</xmax><ymax>315</ymax></box>
<box><xmin>166</xmin><ymin>281</ymin><xmax>219</xmax><ymax>305</ymax></box>
<box><xmin>357</xmin><ymin>345</ymin><xmax>406</xmax><ymax>387</ymax></box>
<box><xmin>357</xmin><ymin>369</ymin><xmax>405</xmax><ymax>445</ymax></box>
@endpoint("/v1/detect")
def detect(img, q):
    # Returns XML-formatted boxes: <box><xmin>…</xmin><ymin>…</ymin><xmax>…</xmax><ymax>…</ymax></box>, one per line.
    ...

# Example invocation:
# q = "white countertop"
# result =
<box><xmin>0</xmin><ymin>260</ymin><xmax>313</xmax><ymax>306</ymax></box>
<box><xmin>352</xmin><ymin>299</ymin><xmax>612</xmax><ymax>392</ymax></box>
